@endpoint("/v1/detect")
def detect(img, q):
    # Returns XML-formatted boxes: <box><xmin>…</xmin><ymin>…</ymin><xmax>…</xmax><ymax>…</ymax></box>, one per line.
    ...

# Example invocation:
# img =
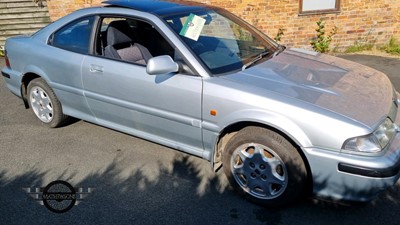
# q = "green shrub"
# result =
<box><xmin>310</xmin><ymin>19</ymin><xmax>337</xmax><ymax>53</ymax></box>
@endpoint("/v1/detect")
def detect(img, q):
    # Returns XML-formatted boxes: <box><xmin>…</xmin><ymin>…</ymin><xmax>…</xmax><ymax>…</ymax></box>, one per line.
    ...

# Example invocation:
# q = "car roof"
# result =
<box><xmin>102</xmin><ymin>0</ymin><xmax>210</xmax><ymax>16</ymax></box>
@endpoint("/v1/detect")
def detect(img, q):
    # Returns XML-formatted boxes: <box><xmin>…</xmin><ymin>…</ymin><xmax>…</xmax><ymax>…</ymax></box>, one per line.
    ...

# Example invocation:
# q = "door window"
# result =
<box><xmin>95</xmin><ymin>17</ymin><xmax>175</xmax><ymax>64</ymax></box>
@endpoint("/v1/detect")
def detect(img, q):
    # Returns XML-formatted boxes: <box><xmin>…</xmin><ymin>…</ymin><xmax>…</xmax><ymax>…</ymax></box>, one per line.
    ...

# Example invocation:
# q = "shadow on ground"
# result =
<box><xmin>1</xmin><ymin>153</ymin><xmax>400</xmax><ymax>225</ymax></box>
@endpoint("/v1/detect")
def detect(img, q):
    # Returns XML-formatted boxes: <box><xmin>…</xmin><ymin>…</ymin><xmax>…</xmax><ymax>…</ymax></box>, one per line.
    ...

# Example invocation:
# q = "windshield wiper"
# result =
<box><xmin>273</xmin><ymin>44</ymin><xmax>286</xmax><ymax>57</ymax></box>
<box><xmin>241</xmin><ymin>50</ymin><xmax>270</xmax><ymax>71</ymax></box>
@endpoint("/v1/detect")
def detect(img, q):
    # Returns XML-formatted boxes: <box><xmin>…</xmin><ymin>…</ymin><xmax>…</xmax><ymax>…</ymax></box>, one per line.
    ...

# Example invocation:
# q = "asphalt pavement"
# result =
<box><xmin>1</xmin><ymin>54</ymin><xmax>400</xmax><ymax>225</ymax></box>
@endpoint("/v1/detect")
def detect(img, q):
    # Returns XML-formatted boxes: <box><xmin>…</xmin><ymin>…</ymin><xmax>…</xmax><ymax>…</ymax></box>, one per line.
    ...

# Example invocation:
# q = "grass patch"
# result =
<box><xmin>344</xmin><ymin>43</ymin><xmax>374</xmax><ymax>53</ymax></box>
<box><xmin>382</xmin><ymin>37</ymin><xmax>400</xmax><ymax>55</ymax></box>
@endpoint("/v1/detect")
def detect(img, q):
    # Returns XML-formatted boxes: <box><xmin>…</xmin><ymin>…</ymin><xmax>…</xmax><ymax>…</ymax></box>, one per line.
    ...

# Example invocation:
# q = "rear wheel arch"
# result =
<box><xmin>26</xmin><ymin>77</ymin><xmax>69</xmax><ymax>127</ymax></box>
<box><xmin>21</xmin><ymin>73</ymin><xmax>41</xmax><ymax>108</ymax></box>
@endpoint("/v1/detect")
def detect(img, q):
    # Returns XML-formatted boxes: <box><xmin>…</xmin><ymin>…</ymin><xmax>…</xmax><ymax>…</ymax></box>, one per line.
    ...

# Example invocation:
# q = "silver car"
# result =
<box><xmin>2</xmin><ymin>0</ymin><xmax>400</xmax><ymax>206</ymax></box>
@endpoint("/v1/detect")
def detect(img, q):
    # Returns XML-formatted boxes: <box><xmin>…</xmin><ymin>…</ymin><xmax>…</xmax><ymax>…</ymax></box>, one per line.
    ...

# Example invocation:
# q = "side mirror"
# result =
<box><xmin>146</xmin><ymin>55</ymin><xmax>179</xmax><ymax>75</ymax></box>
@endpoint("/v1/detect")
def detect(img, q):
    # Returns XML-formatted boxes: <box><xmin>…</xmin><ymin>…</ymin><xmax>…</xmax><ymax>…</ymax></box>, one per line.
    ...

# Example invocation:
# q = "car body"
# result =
<box><xmin>2</xmin><ymin>0</ymin><xmax>400</xmax><ymax>206</ymax></box>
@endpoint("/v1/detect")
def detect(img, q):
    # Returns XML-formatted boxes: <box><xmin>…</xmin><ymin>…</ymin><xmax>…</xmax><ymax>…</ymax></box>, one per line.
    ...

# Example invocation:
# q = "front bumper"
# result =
<box><xmin>302</xmin><ymin>97</ymin><xmax>400</xmax><ymax>202</ymax></box>
<box><xmin>338</xmin><ymin>160</ymin><xmax>400</xmax><ymax>178</ymax></box>
<box><xmin>304</xmin><ymin>131</ymin><xmax>400</xmax><ymax>202</ymax></box>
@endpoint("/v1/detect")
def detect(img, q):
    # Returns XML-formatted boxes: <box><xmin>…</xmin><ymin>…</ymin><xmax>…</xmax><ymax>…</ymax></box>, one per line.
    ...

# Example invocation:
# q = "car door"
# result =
<box><xmin>81</xmin><ymin>17</ymin><xmax>204</xmax><ymax>155</ymax></box>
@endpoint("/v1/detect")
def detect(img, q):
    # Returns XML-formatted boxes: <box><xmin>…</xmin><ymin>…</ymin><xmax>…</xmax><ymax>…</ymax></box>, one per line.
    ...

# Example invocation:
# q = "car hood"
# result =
<box><xmin>221</xmin><ymin>48</ymin><xmax>394</xmax><ymax>128</ymax></box>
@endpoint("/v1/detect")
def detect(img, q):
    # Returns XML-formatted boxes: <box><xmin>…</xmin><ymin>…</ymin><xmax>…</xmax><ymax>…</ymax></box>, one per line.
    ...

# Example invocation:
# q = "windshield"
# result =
<box><xmin>164</xmin><ymin>9</ymin><xmax>280</xmax><ymax>74</ymax></box>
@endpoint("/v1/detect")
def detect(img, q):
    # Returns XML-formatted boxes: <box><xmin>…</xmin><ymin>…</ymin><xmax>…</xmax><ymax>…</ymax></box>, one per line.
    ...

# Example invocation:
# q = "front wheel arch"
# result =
<box><xmin>217</xmin><ymin>124</ymin><xmax>313</xmax><ymax>205</ymax></box>
<box><xmin>214</xmin><ymin>121</ymin><xmax>311</xmax><ymax>168</ymax></box>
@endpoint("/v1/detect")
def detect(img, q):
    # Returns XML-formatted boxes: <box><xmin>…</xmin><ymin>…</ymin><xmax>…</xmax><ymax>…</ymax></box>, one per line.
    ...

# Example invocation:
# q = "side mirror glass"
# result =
<box><xmin>146</xmin><ymin>55</ymin><xmax>179</xmax><ymax>75</ymax></box>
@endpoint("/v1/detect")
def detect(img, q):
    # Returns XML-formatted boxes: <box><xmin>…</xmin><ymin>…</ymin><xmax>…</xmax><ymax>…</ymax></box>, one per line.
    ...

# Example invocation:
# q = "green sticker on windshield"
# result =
<box><xmin>179</xmin><ymin>13</ymin><xmax>206</xmax><ymax>41</ymax></box>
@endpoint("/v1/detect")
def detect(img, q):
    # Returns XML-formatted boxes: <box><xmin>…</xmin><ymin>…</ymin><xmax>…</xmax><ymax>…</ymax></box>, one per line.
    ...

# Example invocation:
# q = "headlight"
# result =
<box><xmin>343</xmin><ymin>118</ymin><xmax>397</xmax><ymax>153</ymax></box>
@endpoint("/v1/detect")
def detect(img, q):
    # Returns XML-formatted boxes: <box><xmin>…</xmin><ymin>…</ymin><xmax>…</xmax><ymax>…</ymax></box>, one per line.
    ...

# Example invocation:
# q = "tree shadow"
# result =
<box><xmin>0</xmin><ymin>154</ymin><xmax>240</xmax><ymax>224</ymax></box>
<box><xmin>1</xmin><ymin>152</ymin><xmax>400</xmax><ymax>225</ymax></box>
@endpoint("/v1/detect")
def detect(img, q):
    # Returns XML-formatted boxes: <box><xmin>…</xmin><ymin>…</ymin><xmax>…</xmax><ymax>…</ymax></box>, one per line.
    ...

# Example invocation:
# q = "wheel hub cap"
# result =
<box><xmin>30</xmin><ymin>86</ymin><xmax>53</xmax><ymax>123</ymax></box>
<box><xmin>231</xmin><ymin>143</ymin><xmax>288</xmax><ymax>199</ymax></box>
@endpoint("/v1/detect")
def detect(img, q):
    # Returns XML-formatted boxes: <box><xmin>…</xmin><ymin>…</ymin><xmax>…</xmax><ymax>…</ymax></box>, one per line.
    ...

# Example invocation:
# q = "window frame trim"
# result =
<box><xmin>299</xmin><ymin>0</ymin><xmax>341</xmax><ymax>15</ymax></box>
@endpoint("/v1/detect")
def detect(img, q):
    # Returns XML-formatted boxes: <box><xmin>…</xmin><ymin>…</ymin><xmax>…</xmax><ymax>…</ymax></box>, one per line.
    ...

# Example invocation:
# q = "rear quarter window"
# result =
<box><xmin>50</xmin><ymin>17</ymin><xmax>94</xmax><ymax>54</ymax></box>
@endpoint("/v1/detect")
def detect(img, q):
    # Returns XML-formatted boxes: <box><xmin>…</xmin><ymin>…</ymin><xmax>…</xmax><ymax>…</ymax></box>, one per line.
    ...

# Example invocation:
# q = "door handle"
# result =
<box><xmin>90</xmin><ymin>64</ymin><xmax>104</xmax><ymax>73</ymax></box>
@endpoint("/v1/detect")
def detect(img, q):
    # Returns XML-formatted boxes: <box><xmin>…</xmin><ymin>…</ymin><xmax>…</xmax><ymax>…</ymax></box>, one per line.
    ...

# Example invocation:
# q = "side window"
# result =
<box><xmin>95</xmin><ymin>17</ymin><xmax>175</xmax><ymax>65</ymax></box>
<box><xmin>50</xmin><ymin>17</ymin><xmax>94</xmax><ymax>54</ymax></box>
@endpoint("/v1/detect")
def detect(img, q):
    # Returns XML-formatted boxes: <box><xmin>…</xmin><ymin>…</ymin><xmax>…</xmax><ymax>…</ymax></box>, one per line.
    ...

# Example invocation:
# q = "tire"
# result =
<box><xmin>27</xmin><ymin>78</ymin><xmax>68</xmax><ymax>128</ymax></box>
<box><xmin>222</xmin><ymin>126</ymin><xmax>307</xmax><ymax>207</ymax></box>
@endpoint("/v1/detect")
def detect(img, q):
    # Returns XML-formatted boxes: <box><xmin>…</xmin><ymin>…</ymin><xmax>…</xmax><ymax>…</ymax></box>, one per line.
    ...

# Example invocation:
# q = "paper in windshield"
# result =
<box><xmin>179</xmin><ymin>13</ymin><xmax>205</xmax><ymax>41</ymax></box>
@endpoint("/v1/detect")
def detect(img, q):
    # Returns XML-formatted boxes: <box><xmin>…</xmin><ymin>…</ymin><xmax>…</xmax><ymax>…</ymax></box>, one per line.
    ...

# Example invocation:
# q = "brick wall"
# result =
<box><xmin>47</xmin><ymin>0</ymin><xmax>97</xmax><ymax>21</ymax></box>
<box><xmin>46</xmin><ymin>0</ymin><xmax>400</xmax><ymax>51</ymax></box>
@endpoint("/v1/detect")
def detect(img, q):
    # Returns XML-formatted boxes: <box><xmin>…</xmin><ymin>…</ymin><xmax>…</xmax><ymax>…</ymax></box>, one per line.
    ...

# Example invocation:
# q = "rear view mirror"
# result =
<box><xmin>146</xmin><ymin>55</ymin><xmax>179</xmax><ymax>75</ymax></box>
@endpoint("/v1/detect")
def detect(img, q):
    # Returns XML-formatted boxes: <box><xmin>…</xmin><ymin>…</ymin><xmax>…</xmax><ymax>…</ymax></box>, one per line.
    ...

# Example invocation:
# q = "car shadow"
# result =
<box><xmin>59</xmin><ymin>117</ymin><xmax>81</xmax><ymax>128</ymax></box>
